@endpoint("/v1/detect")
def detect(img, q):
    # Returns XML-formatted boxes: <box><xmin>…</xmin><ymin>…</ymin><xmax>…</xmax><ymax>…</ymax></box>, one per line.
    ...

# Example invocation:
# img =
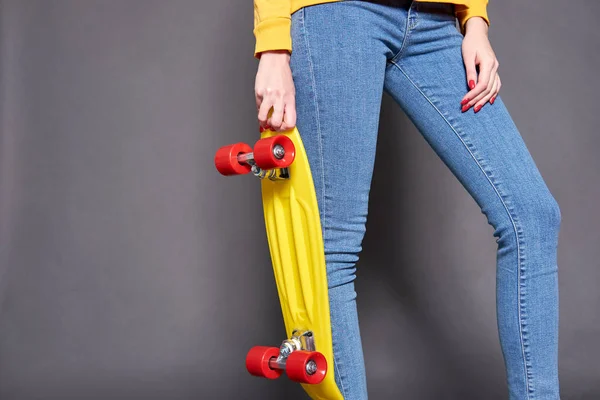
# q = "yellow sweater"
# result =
<box><xmin>254</xmin><ymin>0</ymin><xmax>489</xmax><ymax>56</ymax></box>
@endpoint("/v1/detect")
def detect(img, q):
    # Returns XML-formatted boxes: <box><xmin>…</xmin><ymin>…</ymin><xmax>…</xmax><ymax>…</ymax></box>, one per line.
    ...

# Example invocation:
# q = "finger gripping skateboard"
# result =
<box><xmin>215</xmin><ymin>128</ymin><xmax>343</xmax><ymax>400</ymax></box>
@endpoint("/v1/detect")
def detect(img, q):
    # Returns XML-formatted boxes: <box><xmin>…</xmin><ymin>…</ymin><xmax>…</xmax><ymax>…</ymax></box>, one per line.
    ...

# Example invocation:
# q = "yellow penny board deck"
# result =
<box><xmin>260</xmin><ymin>128</ymin><xmax>343</xmax><ymax>400</ymax></box>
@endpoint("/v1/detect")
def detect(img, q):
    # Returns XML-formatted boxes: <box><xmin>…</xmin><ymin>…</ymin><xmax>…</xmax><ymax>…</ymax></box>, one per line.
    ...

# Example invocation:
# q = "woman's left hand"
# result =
<box><xmin>460</xmin><ymin>17</ymin><xmax>500</xmax><ymax>113</ymax></box>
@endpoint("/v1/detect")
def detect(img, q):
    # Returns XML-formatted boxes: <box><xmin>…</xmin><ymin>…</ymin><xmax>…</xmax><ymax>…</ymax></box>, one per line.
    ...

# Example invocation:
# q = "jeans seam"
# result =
<box><xmin>301</xmin><ymin>7</ymin><xmax>349</xmax><ymax>399</ymax></box>
<box><xmin>299</xmin><ymin>8</ymin><xmax>326</xmax><ymax>222</ymax></box>
<box><xmin>389</xmin><ymin>2</ymin><xmax>417</xmax><ymax>64</ymax></box>
<box><xmin>389</xmin><ymin>60</ymin><xmax>532</xmax><ymax>399</ymax></box>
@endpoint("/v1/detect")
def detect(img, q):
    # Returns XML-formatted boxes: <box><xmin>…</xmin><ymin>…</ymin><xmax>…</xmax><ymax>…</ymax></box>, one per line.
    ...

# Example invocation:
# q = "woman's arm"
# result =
<box><xmin>253</xmin><ymin>1</ymin><xmax>296</xmax><ymax>131</ymax></box>
<box><xmin>454</xmin><ymin>1</ymin><xmax>490</xmax><ymax>34</ymax></box>
<box><xmin>459</xmin><ymin>7</ymin><xmax>500</xmax><ymax>113</ymax></box>
<box><xmin>254</xmin><ymin>0</ymin><xmax>292</xmax><ymax>57</ymax></box>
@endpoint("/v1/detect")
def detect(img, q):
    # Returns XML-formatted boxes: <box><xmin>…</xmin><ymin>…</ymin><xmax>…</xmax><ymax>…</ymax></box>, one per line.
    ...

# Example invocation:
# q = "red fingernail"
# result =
<box><xmin>461</xmin><ymin>98</ymin><xmax>469</xmax><ymax>105</ymax></box>
<box><xmin>469</xmin><ymin>80</ymin><xmax>476</xmax><ymax>90</ymax></box>
<box><xmin>259</xmin><ymin>125</ymin><xmax>265</xmax><ymax>132</ymax></box>
<box><xmin>490</xmin><ymin>97</ymin><xmax>496</xmax><ymax>105</ymax></box>
<box><xmin>474</xmin><ymin>105</ymin><xmax>482</xmax><ymax>113</ymax></box>
<box><xmin>461</xmin><ymin>105</ymin><xmax>469</xmax><ymax>112</ymax></box>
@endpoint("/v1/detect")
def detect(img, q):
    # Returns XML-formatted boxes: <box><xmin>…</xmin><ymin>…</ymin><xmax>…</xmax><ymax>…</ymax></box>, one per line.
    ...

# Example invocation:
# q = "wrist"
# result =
<box><xmin>464</xmin><ymin>17</ymin><xmax>488</xmax><ymax>35</ymax></box>
<box><xmin>258</xmin><ymin>50</ymin><xmax>291</xmax><ymax>62</ymax></box>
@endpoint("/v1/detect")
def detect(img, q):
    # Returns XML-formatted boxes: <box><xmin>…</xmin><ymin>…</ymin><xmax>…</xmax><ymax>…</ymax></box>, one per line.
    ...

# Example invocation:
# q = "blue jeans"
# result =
<box><xmin>290</xmin><ymin>1</ymin><xmax>561</xmax><ymax>399</ymax></box>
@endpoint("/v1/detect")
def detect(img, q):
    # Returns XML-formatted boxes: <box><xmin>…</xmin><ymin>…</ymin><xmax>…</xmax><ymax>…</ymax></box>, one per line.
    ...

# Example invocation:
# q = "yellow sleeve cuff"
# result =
<box><xmin>455</xmin><ymin>1</ymin><xmax>490</xmax><ymax>34</ymax></box>
<box><xmin>254</xmin><ymin>17</ymin><xmax>292</xmax><ymax>58</ymax></box>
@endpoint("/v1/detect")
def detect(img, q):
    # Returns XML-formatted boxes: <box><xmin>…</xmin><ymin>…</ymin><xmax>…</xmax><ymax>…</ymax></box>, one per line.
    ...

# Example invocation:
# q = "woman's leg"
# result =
<box><xmin>383</xmin><ymin>3</ymin><xmax>561</xmax><ymax>399</ymax></box>
<box><xmin>290</xmin><ymin>2</ymin><xmax>412</xmax><ymax>398</ymax></box>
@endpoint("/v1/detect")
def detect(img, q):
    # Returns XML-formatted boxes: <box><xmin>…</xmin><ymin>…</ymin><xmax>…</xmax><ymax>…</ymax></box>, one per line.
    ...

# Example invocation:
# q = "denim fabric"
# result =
<box><xmin>290</xmin><ymin>1</ymin><xmax>561</xmax><ymax>399</ymax></box>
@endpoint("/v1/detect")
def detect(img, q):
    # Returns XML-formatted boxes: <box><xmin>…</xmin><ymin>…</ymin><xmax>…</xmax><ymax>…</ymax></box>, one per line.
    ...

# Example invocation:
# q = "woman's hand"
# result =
<box><xmin>460</xmin><ymin>17</ymin><xmax>501</xmax><ymax>113</ymax></box>
<box><xmin>255</xmin><ymin>50</ymin><xmax>296</xmax><ymax>131</ymax></box>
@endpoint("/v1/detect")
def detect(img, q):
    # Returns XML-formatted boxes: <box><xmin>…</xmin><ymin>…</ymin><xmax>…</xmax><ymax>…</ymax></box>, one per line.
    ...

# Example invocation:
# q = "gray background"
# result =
<box><xmin>0</xmin><ymin>0</ymin><xmax>598</xmax><ymax>399</ymax></box>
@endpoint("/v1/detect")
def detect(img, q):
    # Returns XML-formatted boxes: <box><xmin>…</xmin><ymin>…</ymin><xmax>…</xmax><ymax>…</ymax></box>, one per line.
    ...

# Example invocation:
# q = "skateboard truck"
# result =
<box><xmin>251</xmin><ymin>164</ymin><xmax>290</xmax><ymax>181</ymax></box>
<box><xmin>245</xmin><ymin>329</ymin><xmax>328</xmax><ymax>384</ymax></box>
<box><xmin>214</xmin><ymin>135</ymin><xmax>295</xmax><ymax>180</ymax></box>
<box><xmin>271</xmin><ymin>329</ymin><xmax>316</xmax><ymax>369</ymax></box>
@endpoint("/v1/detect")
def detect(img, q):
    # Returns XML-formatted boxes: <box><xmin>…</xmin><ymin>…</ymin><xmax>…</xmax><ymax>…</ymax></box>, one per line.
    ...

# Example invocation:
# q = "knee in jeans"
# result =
<box><xmin>491</xmin><ymin>190</ymin><xmax>561</xmax><ymax>249</ymax></box>
<box><xmin>325</xmin><ymin>254</ymin><xmax>360</xmax><ymax>290</ymax></box>
<box><xmin>528</xmin><ymin>191</ymin><xmax>562</xmax><ymax>235</ymax></box>
<box><xmin>323</xmin><ymin>224</ymin><xmax>366</xmax><ymax>288</ymax></box>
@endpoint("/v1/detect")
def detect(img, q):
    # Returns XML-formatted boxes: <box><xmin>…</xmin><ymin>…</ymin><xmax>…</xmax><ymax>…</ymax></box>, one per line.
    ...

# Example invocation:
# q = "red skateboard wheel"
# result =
<box><xmin>214</xmin><ymin>143</ymin><xmax>253</xmax><ymax>176</ymax></box>
<box><xmin>285</xmin><ymin>351</ymin><xmax>327</xmax><ymax>384</ymax></box>
<box><xmin>253</xmin><ymin>135</ymin><xmax>295</xmax><ymax>170</ymax></box>
<box><xmin>246</xmin><ymin>346</ymin><xmax>282</xmax><ymax>380</ymax></box>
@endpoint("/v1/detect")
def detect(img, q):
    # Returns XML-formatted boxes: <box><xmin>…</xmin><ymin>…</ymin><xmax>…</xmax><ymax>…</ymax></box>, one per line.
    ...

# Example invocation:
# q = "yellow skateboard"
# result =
<box><xmin>215</xmin><ymin>128</ymin><xmax>343</xmax><ymax>400</ymax></box>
